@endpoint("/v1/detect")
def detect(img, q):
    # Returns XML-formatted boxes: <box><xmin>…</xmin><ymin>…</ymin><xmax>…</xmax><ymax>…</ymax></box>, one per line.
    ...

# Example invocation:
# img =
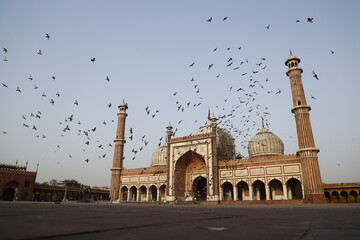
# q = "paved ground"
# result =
<box><xmin>0</xmin><ymin>202</ymin><xmax>359</xmax><ymax>240</ymax></box>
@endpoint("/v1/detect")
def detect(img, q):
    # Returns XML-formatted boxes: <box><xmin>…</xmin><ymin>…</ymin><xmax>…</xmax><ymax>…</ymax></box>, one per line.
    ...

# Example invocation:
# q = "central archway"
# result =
<box><xmin>193</xmin><ymin>176</ymin><xmax>207</xmax><ymax>201</ymax></box>
<box><xmin>174</xmin><ymin>150</ymin><xmax>206</xmax><ymax>200</ymax></box>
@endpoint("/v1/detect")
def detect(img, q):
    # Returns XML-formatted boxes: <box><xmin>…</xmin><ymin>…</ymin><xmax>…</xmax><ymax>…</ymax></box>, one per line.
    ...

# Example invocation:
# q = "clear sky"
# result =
<box><xmin>1</xmin><ymin>0</ymin><xmax>359</xmax><ymax>187</ymax></box>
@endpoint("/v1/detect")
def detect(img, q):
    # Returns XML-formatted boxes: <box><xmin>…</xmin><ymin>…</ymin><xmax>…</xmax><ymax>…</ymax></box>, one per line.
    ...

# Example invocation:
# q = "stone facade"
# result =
<box><xmin>0</xmin><ymin>163</ymin><xmax>37</xmax><ymax>201</ymax></box>
<box><xmin>110</xmin><ymin>55</ymin><xmax>359</xmax><ymax>204</ymax></box>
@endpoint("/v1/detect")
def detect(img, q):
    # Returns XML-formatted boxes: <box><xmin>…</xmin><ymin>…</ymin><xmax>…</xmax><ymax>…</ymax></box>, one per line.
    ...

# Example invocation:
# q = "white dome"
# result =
<box><xmin>248</xmin><ymin>128</ymin><xmax>284</xmax><ymax>158</ymax></box>
<box><xmin>151</xmin><ymin>145</ymin><xmax>167</xmax><ymax>166</ymax></box>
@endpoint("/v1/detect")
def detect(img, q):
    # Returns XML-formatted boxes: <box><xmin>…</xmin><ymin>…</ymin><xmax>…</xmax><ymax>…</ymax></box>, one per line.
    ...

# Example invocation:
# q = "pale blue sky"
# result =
<box><xmin>1</xmin><ymin>0</ymin><xmax>359</xmax><ymax>187</ymax></box>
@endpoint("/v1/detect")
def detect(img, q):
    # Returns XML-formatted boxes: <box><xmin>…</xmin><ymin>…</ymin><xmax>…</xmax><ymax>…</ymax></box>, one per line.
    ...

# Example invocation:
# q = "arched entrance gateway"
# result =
<box><xmin>174</xmin><ymin>151</ymin><xmax>207</xmax><ymax>201</ymax></box>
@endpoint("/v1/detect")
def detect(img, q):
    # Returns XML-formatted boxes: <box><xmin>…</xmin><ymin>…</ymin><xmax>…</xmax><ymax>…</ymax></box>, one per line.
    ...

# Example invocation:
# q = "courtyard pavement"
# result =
<box><xmin>0</xmin><ymin>201</ymin><xmax>359</xmax><ymax>240</ymax></box>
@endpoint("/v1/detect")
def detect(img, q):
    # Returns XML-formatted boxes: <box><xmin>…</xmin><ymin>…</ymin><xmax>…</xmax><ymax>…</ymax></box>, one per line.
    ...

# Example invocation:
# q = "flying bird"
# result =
<box><xmin>307</xmin><ymin>17</ymin><xmax>314</xmax><ymax>23</ymax></box>
<box><xmin>37</xmin><ymin>49</ymin><xmax>43</xmax><ymax>55</ymax></box>
<box><xmin>223</xmin><ymin>17</ymin><xmax>227</xmax><ymax>21</ymax></box>
<box><xmin>2</xmin><ymin>83</ymin><xmax>8</xmax><ymax>88</ymax></box>
<box><xmin>91</xmin><ymin>57</ymin><xmax>96</xmax><ymax>62</ymax></box>
<box><xmin>312</xmin><ymin>71</ymin><xmax>319</xmax><ymax>80</ymax></box>
<box><xmin>16</xmin><ymin>87</ymin><xmax>21</xmax><ymax>92</ymax></box>
<box><xmin>266</xmin><ymin>25</ymin><xmax>270</xmax><ymax>29</ymax></box>
<box><xmin>106</xmin><ymin>76</ymin><xmax>110</xmax><ymax>82</ymax></box>
<box><xmin>46</xmin><ymin>33</ymin><xmax>50</xmax><ymax>40</ymax></box>
<box><xmin>189</xmin><ymin>62</ymin><xmax>195</xmax><ymax>67</ymax></box>
<box><xmin>3</xmin><ymin>48</ymin><xmax>7</xmax><ymax>54</ymax></box>
<box><xmin>207</xmin><ymin>17</ymin><xmax>212</xmax><ymax>22</ymax></box>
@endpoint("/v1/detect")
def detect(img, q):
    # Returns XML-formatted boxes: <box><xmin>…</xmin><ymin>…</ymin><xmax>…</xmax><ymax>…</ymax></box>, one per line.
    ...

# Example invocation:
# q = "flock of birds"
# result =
<box><xmin>1</xmin><ymin>15</ymin><xmax>331</xmax><ymax>170</ymax></box>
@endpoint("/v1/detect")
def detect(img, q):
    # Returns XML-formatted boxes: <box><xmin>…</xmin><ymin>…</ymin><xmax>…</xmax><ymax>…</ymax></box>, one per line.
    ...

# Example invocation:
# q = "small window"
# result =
<box><xmin>297</xmin><ymin>100</ymin><xmax>302</xmax><ymax>105</ymax></box>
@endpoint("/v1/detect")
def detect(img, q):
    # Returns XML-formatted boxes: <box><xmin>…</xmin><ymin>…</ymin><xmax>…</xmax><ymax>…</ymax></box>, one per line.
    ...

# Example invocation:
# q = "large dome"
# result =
<box><xmin>196</xmin><ymin>119</ymin><xmax>235</xmax><ymax>160</ymax></box>
<box><xmin>151</xmin><ymin>145</ymin><xmax>167</xmax><ymax>166</ymax></box>
<box><xmin>248</xmin><ymin>128</ymin><xmax>284</xmax><ymax>158</ymax></box>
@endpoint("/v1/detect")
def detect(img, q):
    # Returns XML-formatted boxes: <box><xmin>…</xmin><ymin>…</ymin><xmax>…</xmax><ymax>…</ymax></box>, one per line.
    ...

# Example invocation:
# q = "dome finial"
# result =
<box><xmin>208</xmin><ymin>107</ymin><xmax>211</xmax><ymax>120</ymax></box>
<box><xmin>290</xmin><ymin>49</ymin><xmax>293</xmax><ymax>55</ymax></box>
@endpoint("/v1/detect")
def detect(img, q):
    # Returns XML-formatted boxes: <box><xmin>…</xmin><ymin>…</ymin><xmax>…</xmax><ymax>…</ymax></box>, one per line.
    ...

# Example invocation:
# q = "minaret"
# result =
<box><xmin>285</xmin><ymin>55</ymin><xmax>325</xmax><ymax>203</ymax></box>
<box><xmin>110</xmin><ymin>101</ymin><xmax>128</xmax><ymax>200</ymax></box>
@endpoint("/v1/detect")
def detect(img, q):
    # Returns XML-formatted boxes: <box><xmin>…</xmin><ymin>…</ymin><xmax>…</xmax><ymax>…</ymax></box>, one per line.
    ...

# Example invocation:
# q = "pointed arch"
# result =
<box><xmin>269</xmin><ymin>179</ymin><xmax>283</xmax><ymax>200</ymax></box>
<box><xmin>174</xmin><ymin>150</ymin><xmax>206</xmax><ymax>200</ymax></box>
<box><xmin>237</xmin><ymin>181</ymin><xmax>249</xmax><ymax>200</ymax></box>
<box><xmin>252</xmin><ymin>180</ymin><xmax>266</xmax><ymax>200</ymax></box>
<box><xmin>286</xmin><ymin>178</ymin><xmax>303</xmax><ymax>200</ymax></box>
<box><xmin>222</xmin><ymin>182</ymin><xmax>233</xmax><ymax>201</ymax></box>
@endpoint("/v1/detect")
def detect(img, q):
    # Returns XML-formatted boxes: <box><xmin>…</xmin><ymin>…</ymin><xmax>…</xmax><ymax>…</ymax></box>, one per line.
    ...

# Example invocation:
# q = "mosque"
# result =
<box><xmin>109</xmin><ymin>55</ymin><xmax>358</xmax><ymax>204</ymax></box>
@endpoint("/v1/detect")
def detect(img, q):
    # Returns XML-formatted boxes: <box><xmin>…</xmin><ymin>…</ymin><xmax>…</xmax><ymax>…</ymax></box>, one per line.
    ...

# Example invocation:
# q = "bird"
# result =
<box><xmin>37</xmin><ymin>49</ymin><xmax>43</xmax><ymax>55</ymax></box>
<box><xmin>16</xmin><ymin>87</ymin><xmax>21</xmax><ymax>92</ymax></box>
<box><xmin>74</xmin><ymin>100</ymin><xmax>78</xmax><ymax>106</ymax></box>
<box><xmin>213</xmin><ymin>48</ymin><xmax>217</xmax><ymax>51</ymax></box>
<box><xmin>34</xmin><ymin>85</ymin><xmax>38</xmax><ymax>89</ymax></box>
<box><xmin>296</xmin><ymin>20</ymin><xmax>300</xmax><ymax>23</ymax></box>
<box><xmin>108</xmin><ymin>103</ymin><xmax>112</xmax><ymax>108</ymax></box>
<box><xmin>42</xmin><ymin>92</ymin><xmax>46</xmax><ymax>97</ymax></box>
<box><xmin>207</xmin><ymin>17</ymin><xmax>212</xmax><ymax>22</ymax></box>
<box><xmin>223</xmin><ymin>17</ymin><xmax>227</xmax><ymax>21</ymax></box>
<box><xmin>189</xmin><ymin>62</ymin><xmax>195</xmax><ymax>67</ymax></box>
<box><xmin>2</xmin><ymin>83</ymin><xmax>8</xmax><ymax>88</ymax></box>
<box><xmin>311</xmin><ymin>94</ymin><xmax>316</xmax><ymax>99</ymax></box>
<box><xmin>307</xmin><ymin>17</ymin><xmax>314</xmax><ymax>23</ymax></box>
<box><xmin>52</xmin><ymin>76</ymin><xmax>55</xmax><ymax>80</ymax></box>
<box><xmin>23</xmin><ymin>123</ymin><xmax>29</xmax><ymax>128</ymax></box>
<box><xmin>276</xmin><ymin>89</ymin><xmax>281</xmax><ymax>94</ymax></box>
<box><xmin>312</xmin><ymin>70</ymin><xmax>319</xmax><ymax>80</ymax></box>
<box><xmin>85</xmin><ymin>159</ymin><xmax>89</xmax><ymax>163</ymax></box>
<box><xmin>91</xmin><ymin>57</ymin><xmax>96</xmax><ymax>62</ymax></box>
<box><xmin>330</xmin><ymin>50</ymin><xmax>334</xmax><ymax>54</ymax></box>
<box><xmin>50</xmin><ymin>99</ymin><xmax>55</xmax><ymax>105</ymax></box>
<box><xmin>29</xmin><ymin>75</ymin><xmax>33</xmax><ymax>81</ymax></box>
<box><xmin>56</xmin><ymin>91</ymin><xmax>60</xmax><ymax>97</ymax></box>
<box><xmin>208</xmin><ymin>64</ymin><xmax>213</xmax><ymax>70</ymax></box>
<box><xmin>106</xmin><ymin>76</ymin><xmax>110</xmax><ymax>82</ymax></box>
<box><xmin>266</xmin><ymin>25</ymin><xmax>270</xmax><ymax>29</ymax></box>
<box><xmin>3</xmin><ymin>48</ymin><xmax>7</xmax><ymax>54</ymax></box>
<box><xmin>3</xmin><ymin>57</ymin><xmax>8</xmax><ymax>61</ymax></box>
<box><xmin>45</xmin><ymin>33</ymin><xmax>50</xmax><ymax>40</ymax></box>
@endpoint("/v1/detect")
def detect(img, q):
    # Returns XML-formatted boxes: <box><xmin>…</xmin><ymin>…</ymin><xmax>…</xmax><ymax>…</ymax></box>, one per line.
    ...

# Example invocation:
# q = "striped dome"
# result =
<box><xmin>151</xmin><ymin>145</ymin><xmax>167</xmax><ymax>166</ymax></box>
<box><xmin>248</xmin><ymin>128</ymin><xmax>284</xmax><ymax>158</ymax></box>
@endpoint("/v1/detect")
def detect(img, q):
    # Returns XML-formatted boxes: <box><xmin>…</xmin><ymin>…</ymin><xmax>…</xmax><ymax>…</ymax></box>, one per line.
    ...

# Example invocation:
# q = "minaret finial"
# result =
<box><xmin>208</xmin><ymin>108</ymin><xmax>211</xmax><ymax>120</ymax></box>
<box><xmin>290</xmin><ymin>49</ymin><xmax>293</xmax><ymax>55</ymax></box>
<box><xmin>261</xmin><ymin>116</ymin><xmax>264</xmax><ymax>128</ymax></box>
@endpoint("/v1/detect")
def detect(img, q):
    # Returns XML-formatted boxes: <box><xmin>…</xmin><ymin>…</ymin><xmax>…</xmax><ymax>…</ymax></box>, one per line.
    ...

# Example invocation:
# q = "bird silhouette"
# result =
<box><xmin>2</xmin><ymin>83</ymin><xmax>8</xmax><ymax>88</ymax></box>
<box><xmin>189</xmin><ymin>62</ymin><xmax>195</xmax><ymax>67</ymax></box>
<box><xmin>207</xmin><ymin>17</ymin><xmax>212</xmax><ymax>22</ymax></box>
<box><xmin>307</xmin><ymin>17</ymin><xmax>314</xmax><ymax>23</ymax></box>
<box><xmin>16</xmin><ymin>87</ymin><xmax>21</xmax><ymax>92</ymax></box>
<box><xmin>312</xmin><ymin>71</ymin><xmax>319</xmax><ymax>80</ymax></box>
<box><xmin>3</xmin><ymin>48</ymin><xmax>7</xmax><ymax>54</ymax></box>
<box><xmin>46</xmin><ymin>33</ymin><xmax>50</xmax><ymax>40</ymax></box>
<box><xmin>37</xmin><ymin>49</ymin><xmax>43</xmax><ymax>55</ymax></box>
<box><xmin>91</xmin><ymin>57</ymin><xmax>96</xmax><ymax>62</ymax></box>
<box><xmin>223</xmin><ymin>17</ymin><xmax>227</xmax><ymax>21</ymax></box>
<box><xmin>106</xmin><ymin>76</ymin><xmax>110</xmax><ymax>82</ymax></box>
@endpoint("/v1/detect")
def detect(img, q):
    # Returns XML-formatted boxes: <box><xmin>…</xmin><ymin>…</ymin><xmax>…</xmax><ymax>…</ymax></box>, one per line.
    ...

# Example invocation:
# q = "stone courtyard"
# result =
<box><xmin>0</xmin><ymin>202</ymin><xmax>359</xmax><ymax>240</ymax></box>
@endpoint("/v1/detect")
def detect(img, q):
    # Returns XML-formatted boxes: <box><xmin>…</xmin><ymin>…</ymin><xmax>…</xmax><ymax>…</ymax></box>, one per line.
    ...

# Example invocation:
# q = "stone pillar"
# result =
<box><xmin>156</xmin><ymin>188</ymin><xmax>160</xmax><ymax>201</ymax></box>
<box><xmin>265</xmin><ymin>185</ymin><xmax>270</xmax><ymax>200</ymax></box>
<box><xmin>288</xmin><ymin>187</ymin><xmax>292</xmax><ymax>200</ymax></box>
<box><xmin>147</xmin><ymin>189</ymin><xmax>151</xmax><ymax>202</ymax></box>
<box><xmin>283</xmin><ymin>184</ymin><xmax>288</xmax><ymax>200</ymax></box>
<box><xmin>249</xmin><ymin>186</ymin><xmax>253</xmax><ymax>200</ymax></box>
<box><xmin>233</xmin><ymin>185</ymin><xmax>238</xmax><ymax>201</ymax></box>
<box><xmin>136</xmin><ymin>189</ymin><xmax>140</xmax><ymax>201</ymax></box>
<box><xmin>127</xmin><ymin>190</ymin><xmax>130</xmax><ymax>201</ymax></box>
<box><xmin>219</xmin><ymin>186</ymin><xmax>223</xmax><ymax>201</ymax></box>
